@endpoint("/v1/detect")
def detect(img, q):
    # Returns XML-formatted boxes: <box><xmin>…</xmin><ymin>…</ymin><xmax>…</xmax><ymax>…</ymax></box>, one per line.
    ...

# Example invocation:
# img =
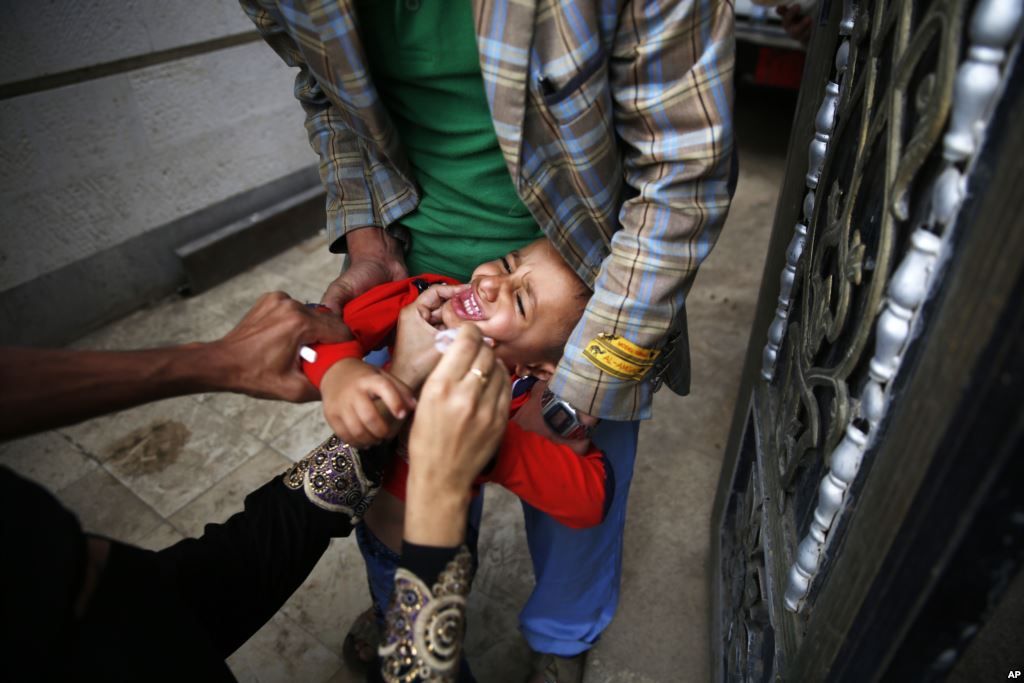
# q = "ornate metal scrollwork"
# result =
<box><xmin>719</xmin><ymin>0</ymin><xmax>1023</xmax><ymax>678</ymax></box>
<box><xmin>721</xmin><ymin>461</ymin><xmax>774</xmax><ymax>680</ymax></box>
<box><xmin>774</xmin><ymin>0</ymin><xmax>1024</xmax><ymax>615</ymax></box>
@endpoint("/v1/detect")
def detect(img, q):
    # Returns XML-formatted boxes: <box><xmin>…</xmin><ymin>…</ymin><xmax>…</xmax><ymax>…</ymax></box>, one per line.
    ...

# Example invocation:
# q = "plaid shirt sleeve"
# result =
<box><xmin>239</xmin><ymin>0</ymin><xmax>383</xmax><ymax>245</ymax></box>
<box><xmin>547</xmin><ymin>0</ymin><xmax>736</xmax><ymax>421</ymax></box>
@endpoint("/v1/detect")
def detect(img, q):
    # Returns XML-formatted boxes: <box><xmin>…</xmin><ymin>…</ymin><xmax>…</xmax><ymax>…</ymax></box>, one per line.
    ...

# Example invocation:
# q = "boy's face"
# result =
<box><xmin>437</xmin><ymin>239</ymin><xmax>588</xmax><ymax>371</ymax></box>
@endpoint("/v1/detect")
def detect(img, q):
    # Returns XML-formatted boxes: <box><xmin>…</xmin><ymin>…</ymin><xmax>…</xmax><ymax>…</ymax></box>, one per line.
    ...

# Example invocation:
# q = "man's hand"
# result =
<box><xmin>388</xmin><ymin>284</ymin><xmax>469</xmax><ymax>391</ymax></box>
<box><xmin>404</xmin><ymin>325</ymin><xmax>511</xmax><ymax>547</ymax></box>
<box><xmin>321</xmin><ymin>227</ymin><xmax>407</xmax><ymax>314</ymax></box>
<box><xmin>776</xmin><ymin>4</ymin><xmax>813</xmax><ymax>46</ymax></box>
<box><xmin>320</xmin><ymin>358</ymin><xmax>417</xmax><ymax>448</ymax></box>
<box><xmin>0</xmin><ymin>291</ymin><xmax>355</xmax><ymax>438</ymax></box>
<box><xmin>209</xmin><ymin>291</ymin><xmax>353</xmax><ymax>402</ymax></box>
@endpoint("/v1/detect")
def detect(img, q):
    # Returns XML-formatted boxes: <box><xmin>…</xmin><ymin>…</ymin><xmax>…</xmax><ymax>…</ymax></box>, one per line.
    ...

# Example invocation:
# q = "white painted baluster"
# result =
<box><xmin>761</xmin><ymin>219</ymin><xmax>809</xmax><ymax>381</ymax></box>
<box><xmin>778</xmin><ymin>223</ymin><xmax>809</xmax><ymax>309</ymax></box>
<box><xmin>784</xmin><ymin>425</ymin><xmax>868</xmax><ymax>611</ymax></box>
<box><xmin>836</xmin><ymin>0</ymin><xmax>854</xmax><ymax>76</ymax></box>
<box><xmin>868</xmin><ymin>229</ymin><xmax>943</xmax><ymax>383</ymax></box>
<box><xmin>943</xmin><ymin>0</ymin><xmax>1023</xmax><ymax>161</ymax></box>
<box><xmin>807</xmin><ymin>82</ymin><xmax>841</xmax><ymax>189</ymax></box>
<box><xmin>839</xmin><ymin>0</ymin><xmax>856</xmax><ymax>35</ymax></box>
<box><xmin>930</xmin><ymin>166</ymin><xmax>965</xmax><ymax>227</ymax></box>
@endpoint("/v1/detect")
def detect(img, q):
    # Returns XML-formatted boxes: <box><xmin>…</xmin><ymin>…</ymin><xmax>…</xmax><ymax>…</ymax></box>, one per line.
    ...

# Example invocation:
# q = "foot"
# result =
<box><xmin>527</xmin><ymin>651</ymin><xmax>588</xmax><ymax>683</ymax></box>
<box><xmin>342</xmin><ymin>607</ymin><xmax>382</xmax><ymax>671</ymax></box>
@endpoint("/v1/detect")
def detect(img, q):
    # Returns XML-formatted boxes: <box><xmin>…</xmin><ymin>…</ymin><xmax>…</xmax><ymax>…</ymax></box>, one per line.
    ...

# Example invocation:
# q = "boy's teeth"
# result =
<box><xmin>460</xmin><ymin>291</ymin><xmax>483</xmax><ymax>319</ymax></box>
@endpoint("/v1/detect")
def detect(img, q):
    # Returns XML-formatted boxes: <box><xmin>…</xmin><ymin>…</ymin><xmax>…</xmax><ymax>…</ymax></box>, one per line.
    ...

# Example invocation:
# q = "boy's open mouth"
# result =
<box><xmin>451</xmin><ymin>287</ymin><xmax>486</xmax><ymax>321</ymax></box>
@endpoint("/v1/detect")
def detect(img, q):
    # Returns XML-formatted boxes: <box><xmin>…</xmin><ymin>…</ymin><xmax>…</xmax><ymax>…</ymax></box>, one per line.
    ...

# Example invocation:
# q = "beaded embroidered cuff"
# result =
<box><xmin>282</xmin><ymin>435</ymin><xmax>379</xmax><ymax>523</ymax></box>
<box><xmin>379</xmin><ymin>547</ymin><xmax>473</xmax><ymax>683</ymax></box>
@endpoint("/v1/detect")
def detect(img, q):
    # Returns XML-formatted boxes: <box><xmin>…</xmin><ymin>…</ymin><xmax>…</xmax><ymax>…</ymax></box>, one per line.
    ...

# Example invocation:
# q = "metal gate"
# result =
<box><xmin>711</xmin><ymin>0</ymin><xmax>1024</xmax><ymax>678</ymax></box>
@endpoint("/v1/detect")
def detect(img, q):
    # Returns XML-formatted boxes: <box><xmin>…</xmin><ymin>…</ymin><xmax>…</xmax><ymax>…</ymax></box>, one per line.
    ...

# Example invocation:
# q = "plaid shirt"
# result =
<box><xmin>241</xmin><ymin>0</ymin><xmax>735</xmax><ymax>421</ymax></box>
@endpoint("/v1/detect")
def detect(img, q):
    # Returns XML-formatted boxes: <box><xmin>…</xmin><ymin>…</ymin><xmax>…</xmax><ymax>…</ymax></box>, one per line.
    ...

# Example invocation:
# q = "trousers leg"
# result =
<box><xmin>356</xmin><ymin>521</ymin><xmax>404</xmax><ymax>623</ymax></box>
<box><xmin>518</xmin><ymin>419</ymin><xmax>640</xmax><ymax>656</ymax></box>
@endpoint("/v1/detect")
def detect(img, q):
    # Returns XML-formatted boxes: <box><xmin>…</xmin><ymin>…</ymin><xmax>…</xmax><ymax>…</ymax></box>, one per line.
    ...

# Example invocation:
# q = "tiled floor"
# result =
<box><xmin>0</xmin><ymin>89</ymin><xmax>791</xmax><ymax>682</ymax></box>
<box><xmin>1</xmin><ymin>235</ymin><xmax>361</xmax><ymax>683</ymax></box>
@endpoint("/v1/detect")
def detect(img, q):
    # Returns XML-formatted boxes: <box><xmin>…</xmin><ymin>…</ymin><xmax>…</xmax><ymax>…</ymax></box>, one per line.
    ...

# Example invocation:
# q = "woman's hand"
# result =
<box><xmin>404</xmin><ymin>324</ymin><xmax>511</xmax><ymax>546</ymax></box>
<box><xmin>389</xmin><ymin>284</ymin><xmax>470</xmax><ymax>392</ymax></box>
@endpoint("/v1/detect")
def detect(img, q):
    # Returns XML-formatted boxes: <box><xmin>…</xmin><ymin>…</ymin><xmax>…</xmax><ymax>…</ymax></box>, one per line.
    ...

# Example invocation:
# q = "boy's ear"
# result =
<box><xmin>515</xmin><ymin>360</ymin><xmax>557</xmax><ymax>382</ymax></box>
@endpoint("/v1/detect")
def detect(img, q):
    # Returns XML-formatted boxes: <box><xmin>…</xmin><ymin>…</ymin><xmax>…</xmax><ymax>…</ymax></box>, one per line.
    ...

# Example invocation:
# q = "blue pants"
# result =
<box><xmin>519</xmin><ymin>419</ymin><xmax>639</xmax><ymax>656</ymax></box>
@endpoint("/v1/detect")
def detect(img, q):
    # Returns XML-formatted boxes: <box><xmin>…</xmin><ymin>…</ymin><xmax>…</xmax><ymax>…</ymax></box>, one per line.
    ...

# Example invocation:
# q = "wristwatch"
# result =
<box><xmin>540</xmin><ymin>389</ymin><xmax>593</xmax><ymax>441</ymax></box>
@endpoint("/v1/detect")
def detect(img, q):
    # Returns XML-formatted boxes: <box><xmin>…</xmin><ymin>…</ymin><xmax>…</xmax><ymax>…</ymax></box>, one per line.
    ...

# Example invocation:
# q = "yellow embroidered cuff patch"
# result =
<box><xmin>582</xmin><ymin>334</ymin><xmax>661</xmax><ymax>381</ymax></box>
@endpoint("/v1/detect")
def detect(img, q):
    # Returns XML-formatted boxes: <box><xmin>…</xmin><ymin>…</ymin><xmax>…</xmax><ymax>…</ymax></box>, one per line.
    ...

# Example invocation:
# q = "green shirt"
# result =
<box><xmin>356</xmin><ymin>0</ymin><xmax>542</xmax><ymax>282</ymax></box>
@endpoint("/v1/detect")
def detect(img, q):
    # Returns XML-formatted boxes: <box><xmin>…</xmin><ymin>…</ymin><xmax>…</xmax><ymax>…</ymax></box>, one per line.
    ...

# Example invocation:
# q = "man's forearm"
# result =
<box><xmin>1</xmin><ymin>292</ymin><xmax>353</xmax><ymax>440</ymax></box>
<box><xmin>0</xmin><ymin>344</ymin><xmax>235</xmax><ymax>439</ymax></box>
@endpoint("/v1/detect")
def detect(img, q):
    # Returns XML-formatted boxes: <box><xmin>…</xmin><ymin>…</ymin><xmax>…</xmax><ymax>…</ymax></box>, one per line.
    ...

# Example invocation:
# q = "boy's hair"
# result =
<box><xmin>542</xmin><ymin>281</ymin><xmax>592</xmax><ymax>363</ymax></box>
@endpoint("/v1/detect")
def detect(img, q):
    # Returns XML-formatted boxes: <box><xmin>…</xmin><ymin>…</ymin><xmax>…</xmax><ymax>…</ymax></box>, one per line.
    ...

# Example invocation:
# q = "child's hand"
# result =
<box><xmin>320</xmin><ymin>358</ymin><xmax>417</xmax><ymax>448</ymax></box>
<box><xmin>415</xmin><ymin>283</ymin><xmax>470</xmax><ymax>326</ymax></box>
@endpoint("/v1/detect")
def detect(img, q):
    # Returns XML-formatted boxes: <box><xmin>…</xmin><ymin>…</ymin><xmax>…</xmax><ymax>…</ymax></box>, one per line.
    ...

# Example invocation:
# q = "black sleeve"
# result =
<box><xmin>0</xmin><ymin>467</ymin><xmax>85</xmax><ymax>679</ymax></box>
<box><xmin>399</xmin><ymin>541</ymin><xmax>462</xmax><ymax>584</ymax></box>
<box><xmin>154</xmin><ymin>474</ymin><xmax>353</xmax><ymax>657</ymax></box>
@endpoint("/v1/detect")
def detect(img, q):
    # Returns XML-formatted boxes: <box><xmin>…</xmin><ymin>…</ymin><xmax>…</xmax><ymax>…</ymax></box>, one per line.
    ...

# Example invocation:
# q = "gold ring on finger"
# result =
<box><xmin>469</xmin><ymin>367</ymin><xmax>488</xmax><ymax>383</ymax></box>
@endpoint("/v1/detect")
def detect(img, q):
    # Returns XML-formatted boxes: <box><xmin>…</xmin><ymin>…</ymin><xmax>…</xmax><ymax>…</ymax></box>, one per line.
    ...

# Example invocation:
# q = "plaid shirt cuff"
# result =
<box><xmin>549</xmin><ymin>309</ymin><xmax>663</xmax><ymax>421</ymax></box>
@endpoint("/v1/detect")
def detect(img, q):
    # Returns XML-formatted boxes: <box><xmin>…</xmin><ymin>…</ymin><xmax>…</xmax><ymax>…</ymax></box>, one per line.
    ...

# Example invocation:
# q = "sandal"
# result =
<box><xmin>343</xmin><ymin>606</ymin><xmax>383</xmax><ymax>673</ymax></box>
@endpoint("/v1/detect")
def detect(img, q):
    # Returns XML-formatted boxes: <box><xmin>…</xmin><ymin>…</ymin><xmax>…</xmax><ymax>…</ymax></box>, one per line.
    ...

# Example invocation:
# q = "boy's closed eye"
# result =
<box><xmin>501</xmin><ymin>256</ymin><xmax>528</xmax><ymax>317</ymax></box>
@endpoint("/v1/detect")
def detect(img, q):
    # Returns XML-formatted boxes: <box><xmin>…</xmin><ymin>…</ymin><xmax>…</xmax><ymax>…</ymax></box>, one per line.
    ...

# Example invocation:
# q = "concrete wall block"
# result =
<box><xmin>1</xmin><ymin>43</ymin><xmax>315</xmax><ymax>293</ymax></box>
<box><xmin>0</xmin><ymin>76</ymin><xmax>147</xmax><ymax>193</ymax></box>
<box><xmin>139</xmin><ymin>108</ymin><xmax>312</xmax><ymax>227</ymax></box>
<box><xmin>2</xmin><ymin>172</ymin><xmax>144</xmax><ymax>279</ymax></box>
<box><xmin>138</xmin><ymin>0</ymin><xmax>254</xmax><ymax>53</ymax></box>
<box><xmin>0</xmin><ymin>0</ymin><xmax>254</xmax><ymax>85</ymax></box>
<box><xmin>0</xmin><ymin>101</ymin><xmax>43</xmax><ymax>189</ymax></box>
<box><xmin>129</xmin><ymin>42</ymin><xmax>303</xmax><ymax>151</ymax></box>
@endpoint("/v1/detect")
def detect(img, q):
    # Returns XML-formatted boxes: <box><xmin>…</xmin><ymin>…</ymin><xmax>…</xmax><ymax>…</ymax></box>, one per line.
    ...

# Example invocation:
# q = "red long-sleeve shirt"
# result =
<box><xmin>302</xmin><ymin>276</ymin><xmax>613</xmax><ymax>529</ymax></box>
